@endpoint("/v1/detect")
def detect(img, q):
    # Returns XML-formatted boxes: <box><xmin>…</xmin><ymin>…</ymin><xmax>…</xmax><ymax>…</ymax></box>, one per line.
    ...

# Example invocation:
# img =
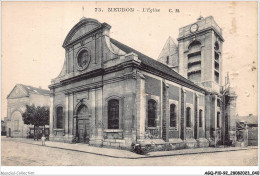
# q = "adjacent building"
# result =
<box><xmin>6</xmin><ymin>84</ymin><xmax>50</xmax><ymax>138</ymax></box>
<box><xmin>49</xmin><ymin>16</ymin><xmax>237</xmax><ymax>150</ymax></box>
<box><xmin>236</xmin><ymin>114</ymin><xmax>258</xmax><ymax>146</ymax></box>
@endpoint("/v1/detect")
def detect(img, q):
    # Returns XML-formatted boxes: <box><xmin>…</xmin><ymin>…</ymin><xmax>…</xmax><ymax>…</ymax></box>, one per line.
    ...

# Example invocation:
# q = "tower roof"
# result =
<box><xmin>158</xmin><ymin>36</ymin><xmax>178</xmax><ymax>60</ymax></box>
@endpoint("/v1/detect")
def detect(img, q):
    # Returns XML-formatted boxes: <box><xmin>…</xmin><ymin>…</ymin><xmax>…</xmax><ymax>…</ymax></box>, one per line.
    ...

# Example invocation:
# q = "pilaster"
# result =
<box><xmin>49</xmin><ymin>92</ymin><xmax>54</xmax><ymax>139</ymax></box>
<box><xmin>95</xmin><ymin>87</ymin><xmax>103</xmax><ymax>145</ymax></box>
<box><xmin>194</xmin><ymin>93</ymin><xmax>199</xmax><ymax>139</ymax></box>
<box><xmin>68</xmin><ymin>93</ymin><xmax>74</xmax><ymax>136</ymax></box>
<box><xmin>162</xmin><ymin>81</ymin><xmax>170</xmax><ymax>142</ymax></box>
<box><xmin>90</xmin><ymin>89</ymin><xmax>96</xmax><ymax>142</ymax></box>
<box><xmin>180</xmin><ymin>88</ymin><xmax>186</xmax><ymax>140</ymax></box>
<box><xmin>205</xmin><ymin>94</ymin><xmax>211</xmax><ymax>139</ymax></box>
<box><xmin>64</xmin><ymin>93</ymin><xmax>69</xmax><ymax>136</ymax></box>
<box><xmin>136</xmin><ymin>71</ymin><xmax>146</xmax><ymax>141</ymax></box>
<box><xmin>213</xmin><ymin>94</ymin><xmax>217</xmax><ymax>145</ymax></box>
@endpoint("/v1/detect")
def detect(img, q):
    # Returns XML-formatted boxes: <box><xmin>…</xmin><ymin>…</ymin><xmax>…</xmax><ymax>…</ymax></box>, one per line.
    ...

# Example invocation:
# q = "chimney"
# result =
<box><xmin>249</xmin><ymin>114</ymin><xmax>253</xmax><ymax>117</ymax></box>
<box><xmin>39</xmin><ymin>86</ymin><xmax>42</xmax><ymax>89</ymax></box>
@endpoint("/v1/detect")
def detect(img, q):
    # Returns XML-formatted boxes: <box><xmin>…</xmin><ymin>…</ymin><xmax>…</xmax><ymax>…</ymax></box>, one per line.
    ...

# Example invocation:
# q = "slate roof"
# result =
<box><xmin>110</xmin><ymin>38</ymin><xmax>205</xmax><ymax>92</ymax></box>
<box><xmin>18</xmin><ymin>84</ymin><xmax>50</xmax><ymax>95</ymax></box>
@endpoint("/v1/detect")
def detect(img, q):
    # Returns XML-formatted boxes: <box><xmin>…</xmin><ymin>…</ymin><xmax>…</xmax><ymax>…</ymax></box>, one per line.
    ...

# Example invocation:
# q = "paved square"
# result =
<box><xmin>1</xmin><ymin>137</ymin><xmax>258</xmax><ymax>166</ymax></box>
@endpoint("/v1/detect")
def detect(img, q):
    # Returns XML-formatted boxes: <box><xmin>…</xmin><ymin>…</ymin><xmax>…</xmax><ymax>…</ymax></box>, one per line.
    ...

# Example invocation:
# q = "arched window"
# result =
<box><xmin>199</xmin><ymin>109</ymin><xmax>203</xmax><ymax>127</ymax></box>
<box><xmin>187</xmin><ymin>40</ymin><xmax>202</xmax><ymax>83</ymax></box>
<box><xmin>186</xmin><ymin>107</ymin><xmax>191</xmax><ymax>128</ymax></box>
<box><xmin>188</xmin><ymin>40</ymin><xmax>201</xmax><ymax>50</ymax></box>
<box><xmin>170</xmin><ymin>104</ymin><xmax>177</xmax><ymax>127</ymax></box>
<box><xmin>108</xmin><ymin>99</ymin><xmax>119</xmax><ymax>129</ymax></box>
<box><xmin>148</xmin><ymin>99</ymin><xmax>157</xmax><ymax>127</ymax></box>
<box><xmin>56</xmin><ymin>106</ymin><xmax>63</xmax><ymax>129</ymax></box>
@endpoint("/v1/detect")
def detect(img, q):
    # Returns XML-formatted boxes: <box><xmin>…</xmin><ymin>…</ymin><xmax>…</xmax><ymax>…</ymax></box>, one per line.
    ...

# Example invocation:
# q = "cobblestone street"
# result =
<box><xmin>1</xmin><ymin>137</ymin><xmax>258</xmax><ymax>166</ymax></box>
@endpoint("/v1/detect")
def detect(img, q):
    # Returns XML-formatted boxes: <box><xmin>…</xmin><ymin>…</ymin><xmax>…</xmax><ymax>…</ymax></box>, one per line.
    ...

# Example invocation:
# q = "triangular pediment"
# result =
<box><xmin>7</xmin><ymin>85</ymin><xmax>28</xmax><ymax>99</ymax></box>
<box><xmin>63</xmin><ymin>18</ymin><xmax>102</xmax><ymax>48</ymax></box>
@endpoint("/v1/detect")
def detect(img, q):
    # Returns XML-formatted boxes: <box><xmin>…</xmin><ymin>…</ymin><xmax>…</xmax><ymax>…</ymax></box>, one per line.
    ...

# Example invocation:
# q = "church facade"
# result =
<box><xmin>49</xmin><ymin>16</ymin><xmax>237</xmax><ymax>150</ymax></box>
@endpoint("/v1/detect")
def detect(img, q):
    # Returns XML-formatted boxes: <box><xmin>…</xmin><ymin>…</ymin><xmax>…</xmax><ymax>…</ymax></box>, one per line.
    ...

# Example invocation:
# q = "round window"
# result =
<box><xmin>77</xmin><ymin>49</ymin><xmax>90</xmax><ymax>70</ymax></box>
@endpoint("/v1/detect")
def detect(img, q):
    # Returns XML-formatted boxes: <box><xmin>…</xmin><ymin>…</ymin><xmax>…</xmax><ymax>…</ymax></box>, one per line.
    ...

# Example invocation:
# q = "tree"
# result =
<box><xmin>22</xmin><ymin>104</ymin><xmax>49</xmax><ymax>138</ymax></box>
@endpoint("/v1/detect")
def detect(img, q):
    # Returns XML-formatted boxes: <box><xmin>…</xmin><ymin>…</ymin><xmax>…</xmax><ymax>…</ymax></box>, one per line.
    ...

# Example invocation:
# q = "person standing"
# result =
<box><xmin>41</xmin><ymin>134</ymin><xmax>46</xmax><ymax>146</ymax></box>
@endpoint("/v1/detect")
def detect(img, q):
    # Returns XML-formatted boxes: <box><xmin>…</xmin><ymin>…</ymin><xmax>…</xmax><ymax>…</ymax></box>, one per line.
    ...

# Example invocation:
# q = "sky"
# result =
<box><xmin>2</xmin><ymin>1</ymin><xmax>258</xmax><ymax>119</ymax></box>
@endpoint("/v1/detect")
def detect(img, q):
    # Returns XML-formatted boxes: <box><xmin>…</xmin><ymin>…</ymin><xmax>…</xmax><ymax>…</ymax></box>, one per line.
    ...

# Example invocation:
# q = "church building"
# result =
<box><xmin>49</xmin><ymin>16</ymin><xmax>237</xmax><ymax>150</ymax></box>
<box><xmin>6</xmin><ymin>84</ymin><xmax>50</xmax><ymax>138</ymax></box>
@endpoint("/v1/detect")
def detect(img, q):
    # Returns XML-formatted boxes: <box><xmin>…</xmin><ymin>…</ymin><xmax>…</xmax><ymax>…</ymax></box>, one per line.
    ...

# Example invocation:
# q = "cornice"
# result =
<box><xmin>177</xmin><ymin>27</ymin><xmax>224</xmax><ymax>42</ymax></box>
<box><xmin>139</xmin><ymin>64</ymin><xmax>206</xmax><ymax>94</ymax></box>
<box><xmin>59</xmin><ymin>71</ymin><xmax>136</xmax><ymax>95</ymax></box>
<box><xmin>49</xmin><ymin>58</ymin><xmax>141</xmax><ymax>90</ymax></box>
<box><xmin>63</xmin><ymin>26</ymin><xmax>103</xmax><ymax>49</ymax></box>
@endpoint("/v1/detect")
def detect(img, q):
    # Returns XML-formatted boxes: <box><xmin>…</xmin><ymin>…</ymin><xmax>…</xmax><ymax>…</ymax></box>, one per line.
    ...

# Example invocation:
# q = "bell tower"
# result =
<box><xmin>177</xmin><ymin>16</ymin><xmax>224</xmax><ymax>93</ymax></box>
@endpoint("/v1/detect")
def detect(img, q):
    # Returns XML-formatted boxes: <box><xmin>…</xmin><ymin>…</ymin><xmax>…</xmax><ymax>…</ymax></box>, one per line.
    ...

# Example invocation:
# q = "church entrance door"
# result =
<box><xmin>76</xmin><ymin>104</ymin><xmax>90</xmax><ymax>144</ymax></box>
<box><xmin>78</xmin><ymin>119</ymin><xmax>90</xmax><ymax>143</ymax></box>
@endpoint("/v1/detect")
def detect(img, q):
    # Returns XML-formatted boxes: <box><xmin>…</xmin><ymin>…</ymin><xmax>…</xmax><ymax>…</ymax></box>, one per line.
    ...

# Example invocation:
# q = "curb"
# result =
<box><xmin>5</xmin><ymin>139</ymin><xmax>258</xmax><ymax>160</ymax></box>
<box><xmin>146</xmin><ymin>147</ymin><xmax>257</xmax><ymax>158</ymax></box>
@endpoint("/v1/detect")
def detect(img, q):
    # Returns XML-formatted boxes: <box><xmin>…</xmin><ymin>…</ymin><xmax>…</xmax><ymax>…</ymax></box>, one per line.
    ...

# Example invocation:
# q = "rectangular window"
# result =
<box><xmin>199</xmin><ymin>110</ymin><xmax>203</xmax><ymax>127</ymax></box>
<box><xmin>217</xmin><ymin>99</ymin><xmax>221</xmax><ymax>107</ymax></box>
<box><xmin>170</xmin><ymin>104</ymin><xmax>177</xmax><ymax>127</ymax></box>
<box><xmin>148</xmin><ymin>99</ymin><xmax>157</xmax><ymax>127</ymax></box>
<box><xmin>215</xmin><ymin>71</ymin><xmax>219</xmax><ymax>83</ymax></box>
<box><xmin>217</xmin><ymin>112</ymin><xmax>220</xmax><ymax>128</ymax></box>
<box><xmin>56</xmin><ymin>107</ymin><xmax>63</xmax><ymax>129</ymax></box>
<box><xmin>108</xmin><ymin>99</ymin><xmax>119</xmax><ymax>129</ymax></box>
<box><xmin>186</xmin><ymin>107</ymin><xmax>191</xmax><ymax>128</ymax></box>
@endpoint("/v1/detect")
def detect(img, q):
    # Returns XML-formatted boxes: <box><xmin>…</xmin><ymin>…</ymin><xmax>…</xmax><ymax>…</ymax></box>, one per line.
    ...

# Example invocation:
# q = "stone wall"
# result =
<box><xmin>7</xmin><ymin>92</ymin><xmax>49</xmax><ymax>138</ymax></box>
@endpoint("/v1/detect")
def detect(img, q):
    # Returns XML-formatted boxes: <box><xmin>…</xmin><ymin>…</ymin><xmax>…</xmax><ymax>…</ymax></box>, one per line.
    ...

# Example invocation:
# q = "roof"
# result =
<box><xmin>158</xmin><ymin>36</ymin><xmax>178</xmax><ymax>60</ymax></box>
<box><xmin>7</xmin><ymin>84</ymin><xmax>50</xmax><ymax>99</ymax></box>
<box><xmin>110</xmin><ymin>38</ymin><xmax>205</xmax><ymax>92</ymax></box>
<box><xmin>236</xmin><ymin>115</ymin><xmax>258</xmax><ymax>125</ymax></box>
<box><xmin>19</xmin><ymin>84</ymin><xmax>50</xmax><ymax>95</ymax></box>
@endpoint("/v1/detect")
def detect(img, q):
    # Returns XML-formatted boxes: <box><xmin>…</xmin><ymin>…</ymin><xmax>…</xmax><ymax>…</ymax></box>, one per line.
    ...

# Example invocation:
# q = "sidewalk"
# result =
<box><xmin>3</xmin><ymin>137</ymin><xmax>257</xmax><ymax>159</ymax></box>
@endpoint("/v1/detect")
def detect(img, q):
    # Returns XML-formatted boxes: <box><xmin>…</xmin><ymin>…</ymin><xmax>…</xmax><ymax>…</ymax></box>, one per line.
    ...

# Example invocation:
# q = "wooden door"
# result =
<box><xmin>78</xmin><ymin>118</ymin><xmax>90</xmax><ymax>143</ymax></box>
<box><xmin>76</xmin><ymin>104</ymin><xmax>90</xmax><ymax>143</ymax></box>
